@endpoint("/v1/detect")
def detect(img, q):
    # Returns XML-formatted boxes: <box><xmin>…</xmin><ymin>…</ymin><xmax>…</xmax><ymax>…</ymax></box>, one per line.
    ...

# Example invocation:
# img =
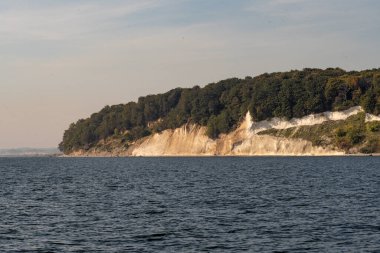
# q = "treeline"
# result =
<box><xmin>59</xmin><ymin>68</ymin><xmax>380</xmax><ymax>153</ymax></box>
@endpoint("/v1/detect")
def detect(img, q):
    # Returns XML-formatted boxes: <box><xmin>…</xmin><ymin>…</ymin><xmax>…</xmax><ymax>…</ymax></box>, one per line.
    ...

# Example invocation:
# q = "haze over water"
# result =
<box><xmin>1</xmin><ymin>157</ymin><xmax>379</xmax><ymax>252</ymax></box>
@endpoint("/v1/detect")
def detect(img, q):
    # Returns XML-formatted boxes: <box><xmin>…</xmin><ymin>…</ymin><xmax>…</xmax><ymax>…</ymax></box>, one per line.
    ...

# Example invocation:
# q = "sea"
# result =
<box><xmin>0</xmin><ymin>157</ymin><xmax>379</xmax><ymax>252</ymax></box>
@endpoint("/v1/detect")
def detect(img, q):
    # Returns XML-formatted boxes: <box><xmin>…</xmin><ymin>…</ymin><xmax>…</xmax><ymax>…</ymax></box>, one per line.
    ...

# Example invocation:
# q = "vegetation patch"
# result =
<box><xmin>258</xmin><ymin>113</ymin><xmax>380</xmax><ymax>153</ymax></box>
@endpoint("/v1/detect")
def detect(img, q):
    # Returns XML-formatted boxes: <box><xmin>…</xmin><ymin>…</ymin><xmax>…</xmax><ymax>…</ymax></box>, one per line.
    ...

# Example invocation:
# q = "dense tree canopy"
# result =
<box><xmin>59</xmin><ymin>68</ymin><xmax>380</xmax><ymax>153</ymax></box>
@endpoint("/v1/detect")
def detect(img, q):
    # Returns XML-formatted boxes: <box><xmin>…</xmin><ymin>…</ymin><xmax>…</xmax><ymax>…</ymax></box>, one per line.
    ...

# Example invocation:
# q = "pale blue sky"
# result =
<box><xmin>1</xmin><ymin>0</ymin><xmax>379</xmax><ymax>148</ymax></box>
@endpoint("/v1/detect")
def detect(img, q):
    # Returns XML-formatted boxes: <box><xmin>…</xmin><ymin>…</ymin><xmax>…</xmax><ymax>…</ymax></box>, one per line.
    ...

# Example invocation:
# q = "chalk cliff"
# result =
<box><xmin>128</xmin><ymin>111</ymin><xmax>344</xmax><ymax>156</ymax></box>
<box><xmin>69</xmin><ymin>107</ymin><xmax>380</xmax><ymax>156</ymax></box>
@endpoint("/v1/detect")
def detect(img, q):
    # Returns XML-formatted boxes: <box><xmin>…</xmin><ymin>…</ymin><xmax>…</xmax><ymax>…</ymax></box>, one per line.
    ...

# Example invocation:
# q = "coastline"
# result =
<box><xmin>60</xmin><ymin>106</ymin><xmax>380</xmax><ymax>159</ymax></box>
<box><xmin>60</xmin><ymin>152</ymin><xmax>380</xmax><ymax>158</ymax></box>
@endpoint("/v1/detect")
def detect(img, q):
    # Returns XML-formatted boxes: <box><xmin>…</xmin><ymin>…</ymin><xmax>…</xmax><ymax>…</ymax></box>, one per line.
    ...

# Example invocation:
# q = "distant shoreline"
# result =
<box><xmin>0</xmin><ymin>147</ymin><xmax>61</xmax><ymax>157</ymax></box>
<box><xmin>0</xmin><ymin>153</ymin><xmax>62</xmax><ymax>158</ymax></box>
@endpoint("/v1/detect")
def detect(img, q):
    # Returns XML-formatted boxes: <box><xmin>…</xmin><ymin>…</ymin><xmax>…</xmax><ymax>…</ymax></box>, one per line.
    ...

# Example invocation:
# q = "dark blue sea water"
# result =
<box><xmin>0</xmin><ymin>157</ymin><xmax>379</xmax><ymax>252</ymax></box>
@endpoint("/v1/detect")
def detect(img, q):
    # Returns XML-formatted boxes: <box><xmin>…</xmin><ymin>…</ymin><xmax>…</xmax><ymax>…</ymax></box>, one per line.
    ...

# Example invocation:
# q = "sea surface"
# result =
<box><xmin>0</xmin><ymin>157</ymin><xmax>379</xmax><ymax>252</ymax></box>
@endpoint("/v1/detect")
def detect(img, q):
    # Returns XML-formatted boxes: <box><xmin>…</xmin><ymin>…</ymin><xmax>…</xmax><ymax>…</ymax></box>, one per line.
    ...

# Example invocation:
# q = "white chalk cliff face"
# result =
<box><xmin>70</xmin><ymin>106</ymin><xmax>380</xmax><ymax>156</ymax></box>
<box><xmin>130</xmin><ymin>107</ymin><xmax>377</xmax><ymax>156</ymax></box>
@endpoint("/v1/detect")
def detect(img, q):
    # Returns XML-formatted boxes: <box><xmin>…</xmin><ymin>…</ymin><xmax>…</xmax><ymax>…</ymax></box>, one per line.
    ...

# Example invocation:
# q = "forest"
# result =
<box><xmin>59</xmin><ymin>68</ymin><xmax>380</xmax><ymax>153</ymax></box>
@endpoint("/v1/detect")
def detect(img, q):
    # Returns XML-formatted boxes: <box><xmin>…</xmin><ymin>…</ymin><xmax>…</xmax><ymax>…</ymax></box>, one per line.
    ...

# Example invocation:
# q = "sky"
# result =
<box><xmin>0</xmin><ymin>0</ymin><xmax>379</xmax><ymax>148</ymax></box>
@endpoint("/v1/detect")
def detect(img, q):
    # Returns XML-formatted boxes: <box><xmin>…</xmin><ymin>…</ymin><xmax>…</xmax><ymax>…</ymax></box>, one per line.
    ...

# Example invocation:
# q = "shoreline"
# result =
<box><xmin>59</xmin><ymin>153</ymin><xmax>380</xmax><ymax>158</ymax></box>
<box><xmin>1</xmin><ymin>153</ymin><xmax>379</xmax><ymax>158</ymax></box>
